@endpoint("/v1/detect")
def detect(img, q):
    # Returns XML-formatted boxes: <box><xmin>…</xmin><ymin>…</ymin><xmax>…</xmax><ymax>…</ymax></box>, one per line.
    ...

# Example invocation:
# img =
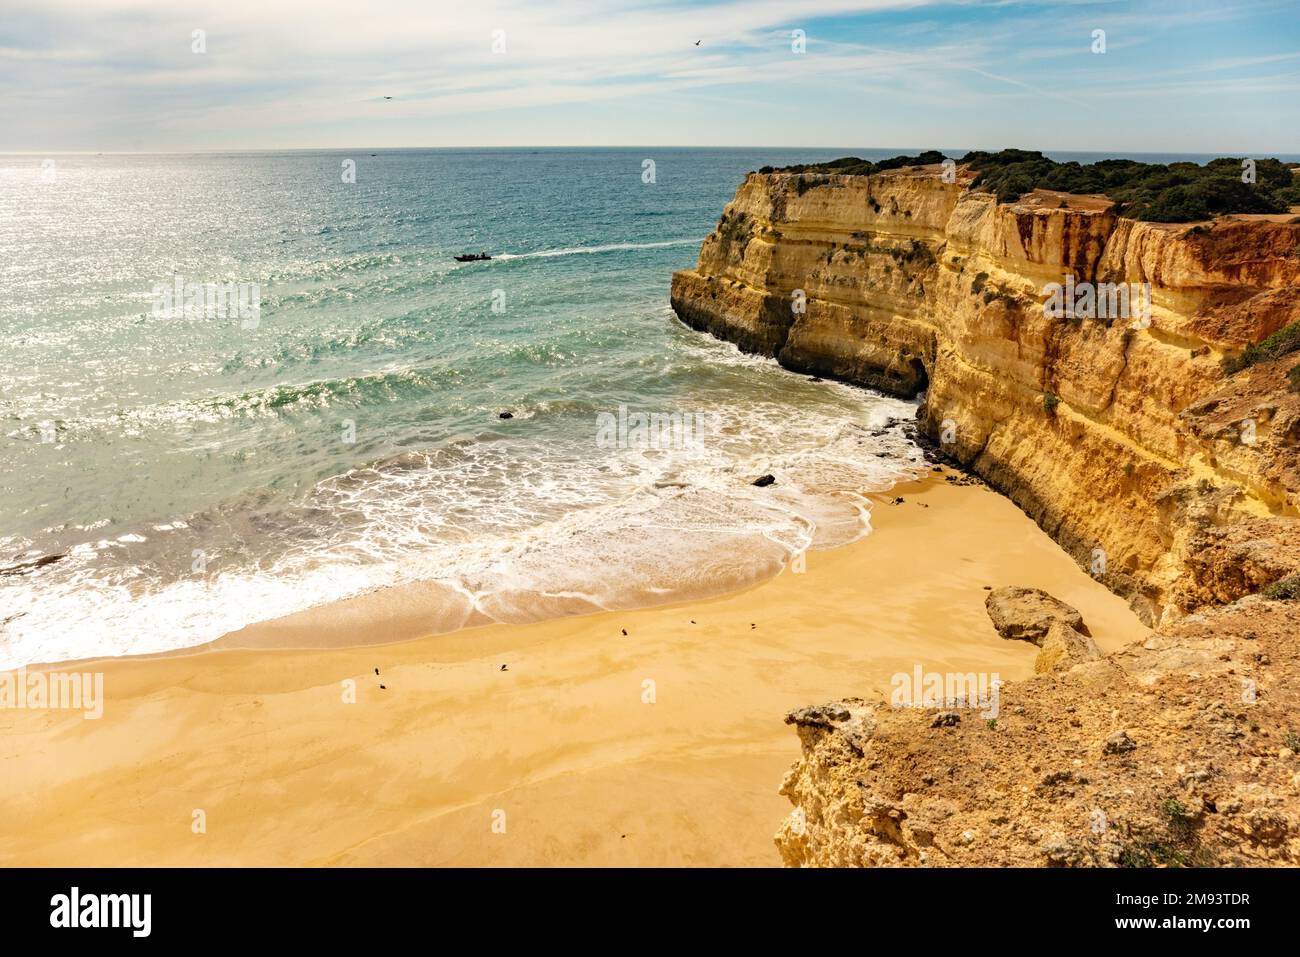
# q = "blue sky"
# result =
<box><xmin>2</xmin><ymin>0</ymin><xmax>1298</xmax><ymax>153</ymax></box>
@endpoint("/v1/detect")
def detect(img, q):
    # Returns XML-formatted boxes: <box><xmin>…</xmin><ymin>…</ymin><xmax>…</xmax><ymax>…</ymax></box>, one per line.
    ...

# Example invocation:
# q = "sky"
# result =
<box><xmin>1</xmin><ymin>0</ymin><xmax>1298</xmax><ymax>154</ymax></box>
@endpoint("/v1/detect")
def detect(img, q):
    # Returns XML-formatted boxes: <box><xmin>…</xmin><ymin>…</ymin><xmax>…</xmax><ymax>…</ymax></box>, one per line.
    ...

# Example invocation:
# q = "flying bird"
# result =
<box><xmin>694</xmin><ymin>40</ymin><xmax>701</xmax><ymax>46</ymax></box>
<box><xmin>383</xmin><ymin>95</ymin><xmax>393</xmax><ymax>100</ymax></box>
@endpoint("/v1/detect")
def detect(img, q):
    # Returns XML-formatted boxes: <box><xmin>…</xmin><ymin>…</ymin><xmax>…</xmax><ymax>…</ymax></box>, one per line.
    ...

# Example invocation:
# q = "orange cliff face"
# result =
<box><xmin>670</xmin><ymin>165</ymin><xmax>1300</xmax><ymax>626</ymax></box>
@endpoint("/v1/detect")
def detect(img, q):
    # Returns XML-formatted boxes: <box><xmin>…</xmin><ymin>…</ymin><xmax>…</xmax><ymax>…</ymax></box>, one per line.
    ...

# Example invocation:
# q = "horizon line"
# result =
<box><xmin>6</xmin><ymin>145</ymin><xmax>1300</xmax><ymax>159</ymax></box>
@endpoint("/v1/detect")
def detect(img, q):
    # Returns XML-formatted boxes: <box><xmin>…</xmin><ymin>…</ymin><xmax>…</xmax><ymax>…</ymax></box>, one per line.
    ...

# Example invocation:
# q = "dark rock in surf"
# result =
<box><xmin>0</xmin><ymin>554</ymin><xmax>65</xmax><ymax>577</ymax></box>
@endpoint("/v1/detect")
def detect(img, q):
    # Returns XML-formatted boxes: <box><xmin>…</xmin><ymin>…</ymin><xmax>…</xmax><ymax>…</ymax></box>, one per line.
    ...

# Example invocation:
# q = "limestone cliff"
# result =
<box><xmin>670</xmin><ymin>164</ymin><xmax>1300</xmax><ymax>867</ymax></box>
<box><xmin>671</xmin><ymin>165</ymin><xmax>1300</xmax><ymax>625</ymax></box>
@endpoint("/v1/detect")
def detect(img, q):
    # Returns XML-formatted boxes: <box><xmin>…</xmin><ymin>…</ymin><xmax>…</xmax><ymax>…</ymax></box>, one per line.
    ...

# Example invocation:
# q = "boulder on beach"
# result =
<box><xmin>986</xmin><ymin>586</ymin><xmax>1100</xmax><ymax>672</ymax></box>
<box><xmin>985</xmin><ymin>586</ymin><xmax>1087</xmax><ymax>644</ymax></box>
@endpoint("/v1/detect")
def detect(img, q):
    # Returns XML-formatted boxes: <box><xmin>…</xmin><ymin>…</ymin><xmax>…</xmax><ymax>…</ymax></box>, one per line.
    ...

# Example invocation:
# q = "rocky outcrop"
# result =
<box><xmin>775</xmin><ymin>597</ymin><xmax>1300</xmax><ymax>867</ymax></box>
<box><xmin>1035</xmin><ymin>621</ymin><xmax>1102</xmax><ymax>674</ymax></box>
<box><xmin>671</xmin><ymin>165</ymin><xmax>1300</xmax><ymax>625</ymax></box>
<box><xmin>671</xmin><ymin>163</ymin><xmax>1300</xmax><ymax>867</ymax></box>
<box><xmin>984</xmin><ymin>586</ymin><xmax>1101</xmax><ymax>672</ymax></box>
<box><xmin>985</xmin><ymin>586</ymin><xmax>1088</xmax><ymax>643</ymax></box>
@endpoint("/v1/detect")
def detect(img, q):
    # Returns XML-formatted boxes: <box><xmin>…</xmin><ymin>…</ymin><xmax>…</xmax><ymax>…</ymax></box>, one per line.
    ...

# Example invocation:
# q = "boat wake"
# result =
<box><xmin>492</xmin><ymin>239</ymin><xmax>704</xmax><ymax>261</ymax></box>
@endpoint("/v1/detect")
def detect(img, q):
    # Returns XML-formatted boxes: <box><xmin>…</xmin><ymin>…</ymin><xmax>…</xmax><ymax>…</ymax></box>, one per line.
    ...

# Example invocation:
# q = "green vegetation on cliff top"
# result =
<box><xmin>762</xmin><ymin>149</ymin><xmax>1300</xmax><ymax>223</ymax></box>
<box><xmin>1222</xmin><ymin>321</ymin><xmax>1300</xmax><ymax>374</ymax></box>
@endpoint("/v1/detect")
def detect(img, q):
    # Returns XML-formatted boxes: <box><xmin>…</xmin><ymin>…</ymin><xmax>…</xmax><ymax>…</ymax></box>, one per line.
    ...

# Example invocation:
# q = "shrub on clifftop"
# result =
<box><xmin>1222</xmin><ymin>321</ymin><xmax>1300</xmax><ymax>375</ymax></box>
<box><xmin>1263</xmin><ymin>573</ymin><xmax>1300</xmax><ymax>600</ymax></box>
<box><xmin>771</xmin><ymin>149</ymin><xmax>1300</xmax><ymax>223</ymax></box>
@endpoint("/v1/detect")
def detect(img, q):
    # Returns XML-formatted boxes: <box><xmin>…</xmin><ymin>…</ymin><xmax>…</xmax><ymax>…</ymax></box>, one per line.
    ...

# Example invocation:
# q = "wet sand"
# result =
<box><xmin>0</xmin><ymin>474</ymin><xmax>1150</xmax><ymax>866</ymax></box>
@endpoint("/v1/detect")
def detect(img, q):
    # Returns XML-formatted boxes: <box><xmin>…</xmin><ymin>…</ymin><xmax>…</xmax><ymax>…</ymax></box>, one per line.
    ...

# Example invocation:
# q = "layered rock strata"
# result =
<box><xmin>669</xmin><ymin>164</ymin><xmax>1300</xmax><ymax>866</ymax></box>
<box><xmin>671</xmin><ymin>165</ymin><xmax>1300</xmax><ymax>623</ymax></box>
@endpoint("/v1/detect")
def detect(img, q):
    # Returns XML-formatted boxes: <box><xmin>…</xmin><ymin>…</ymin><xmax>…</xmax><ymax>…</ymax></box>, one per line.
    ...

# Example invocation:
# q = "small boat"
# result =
<box><xmin>454</xmin><ymin>252</ymin><xmax>492</xmax><ymax>262</ymax></box>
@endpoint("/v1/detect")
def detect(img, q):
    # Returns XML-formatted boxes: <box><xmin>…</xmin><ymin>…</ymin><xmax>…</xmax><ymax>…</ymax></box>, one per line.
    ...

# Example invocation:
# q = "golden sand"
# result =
<box><xmin>0</xmin><ymin>475</ymin><xmax>1149</xmax><ymax>866</ymax></box>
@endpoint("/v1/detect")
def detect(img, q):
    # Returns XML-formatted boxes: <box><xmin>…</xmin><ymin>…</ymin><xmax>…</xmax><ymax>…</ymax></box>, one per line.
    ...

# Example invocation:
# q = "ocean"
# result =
<box><xmin>4</xmin><ymin>146</ymin><xmax>1284</xmax><ymax>668</ymax></box>
<box><xmin>0</xmin><ymin>147</ymin><xmax>931</xmax><ymax>667</ymax></box>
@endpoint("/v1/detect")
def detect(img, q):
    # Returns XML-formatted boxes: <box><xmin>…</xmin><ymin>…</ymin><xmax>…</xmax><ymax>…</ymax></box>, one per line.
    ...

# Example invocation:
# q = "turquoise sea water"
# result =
<box><xmin>1</xmin><ymin>148</ymin><xmax>931</xmax><ymax>666</ymax></box>
<box><xmin>4</xmin><ymin>147</ymin><xmax>1281</xmax><ymax>666</ymax></box>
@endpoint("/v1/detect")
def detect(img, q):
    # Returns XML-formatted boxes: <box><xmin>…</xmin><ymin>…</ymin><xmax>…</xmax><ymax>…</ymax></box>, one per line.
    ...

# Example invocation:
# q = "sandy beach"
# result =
<box><xmin>0</xmin><ymin>473</ymin><xmax>1150</xmax><ymax>867</ymax></box>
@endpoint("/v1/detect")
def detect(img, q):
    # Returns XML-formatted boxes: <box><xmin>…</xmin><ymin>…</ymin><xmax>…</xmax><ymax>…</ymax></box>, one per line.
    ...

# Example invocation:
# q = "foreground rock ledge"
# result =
<box><xmin>775</xmin><ymin>598</ymin><xmax>1300</xmax><ymax>867</ymax></box>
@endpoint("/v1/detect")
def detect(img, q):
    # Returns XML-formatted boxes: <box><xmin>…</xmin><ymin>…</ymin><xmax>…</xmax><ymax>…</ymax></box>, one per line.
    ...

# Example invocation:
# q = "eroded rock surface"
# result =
<box><xmin>775</xmin><ymin>598</ymin><xmax>1300</xmax><ymax>867</ymax></box>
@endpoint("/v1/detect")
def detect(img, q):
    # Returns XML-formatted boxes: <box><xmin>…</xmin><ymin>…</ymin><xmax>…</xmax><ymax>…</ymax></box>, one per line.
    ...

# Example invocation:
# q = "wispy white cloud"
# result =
<box><xmin>1</xmin><ymin>0</ymin><xmax>1296</xmax><ymax>152</ymax></box>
